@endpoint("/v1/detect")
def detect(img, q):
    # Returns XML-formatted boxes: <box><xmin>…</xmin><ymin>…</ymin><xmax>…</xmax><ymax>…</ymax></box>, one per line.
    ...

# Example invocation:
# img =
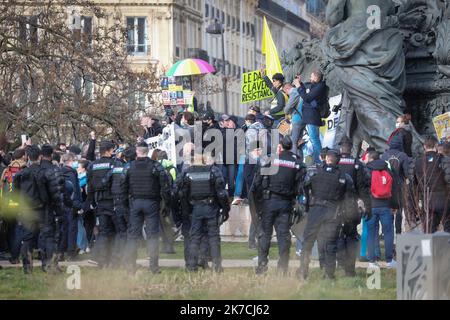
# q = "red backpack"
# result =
<box><xmin>371</xmin><ymin>170</ymin><xmax>393</xmax><ymax>199</ymax></box>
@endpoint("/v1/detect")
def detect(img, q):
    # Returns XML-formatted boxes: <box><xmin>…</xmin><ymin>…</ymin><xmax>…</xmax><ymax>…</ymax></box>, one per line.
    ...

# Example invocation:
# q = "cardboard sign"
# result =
<box><xmin>433</xmin><ymin>112</ymin><xmax>450</xmax><ymax>140</ymax></box>
<box><xmin>241</xmin><ymin>70</ymin><xmax>274</xmax><ymax>104</ymax></box>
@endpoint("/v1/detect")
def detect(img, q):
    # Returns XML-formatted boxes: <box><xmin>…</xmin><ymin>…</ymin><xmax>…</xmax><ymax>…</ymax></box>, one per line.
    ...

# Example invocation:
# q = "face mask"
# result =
<box><xmin>78</xmin><ymin>172</ymin><xmax>86</xmax><ymax>180</ymax></box>
<box><xmin>71</xmin><ymin>161</ymin><xmax>79</xmax><ymax>170</ymax></box>
<box><xmin>395</xmin><ymin>123</ymin><xmax>401</xmax><ymax>129</ymax></box>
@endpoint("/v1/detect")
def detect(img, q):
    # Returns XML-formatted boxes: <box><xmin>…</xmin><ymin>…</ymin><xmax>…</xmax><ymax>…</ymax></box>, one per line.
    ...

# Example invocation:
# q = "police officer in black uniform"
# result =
<box><xmin>179</xmin><ymin>153</ymin><xmax>230</xmax><ymax>273</ymax></box>
<box><xmin>86</xmin><ymin>141</ymin><xmax>117</xmax><ymax>268</ymax></box>
<box><xmin>253</xmin><ymin>136</ymin><xmax>306</xmax><ymax>275</ymax></box>
<box><xmin>175</xmin><ymin>157</ymin><xmax>211</xmax><ymax>270</ymax></box>
<box><xmin>14</xmin><ymin>145</ymin><xmax>65</xmax><ymax>274</ymax></box>
<box><xmin>298</xmin><ymin>149</ymin><xmax>354</xmax><ymax>280</ymax></box>
<box><xmin>336</xmin><ymin>137</ymin><xmax>370</xmax><ymax>277</ymax></box>
<box><xmin>39</xmin><ymin>144</ymin><xmax>66</xmax><ymax>273</ymax></box>
<box><xmin>122</xmin><ymin>142</ymin><xmax>171</xmax><ymax>274</ymax></box>
<box><xmin>102</xmin><ymin>148</ymin><xmax>135</xmax><ymax>266</ymax></box>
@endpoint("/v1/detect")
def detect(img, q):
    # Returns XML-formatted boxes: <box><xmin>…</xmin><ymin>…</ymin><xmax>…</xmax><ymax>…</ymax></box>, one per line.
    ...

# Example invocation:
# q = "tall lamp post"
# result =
<box><xmin>206</xmin><ymin>19</ymin><xmax>228</xmax><ymax>115</ymax></box>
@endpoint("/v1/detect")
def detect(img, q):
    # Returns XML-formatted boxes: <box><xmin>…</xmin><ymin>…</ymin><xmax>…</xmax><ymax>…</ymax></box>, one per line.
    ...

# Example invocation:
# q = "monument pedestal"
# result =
<box><xmin>397</xmin><ymin>232</ymin><xmax>450</xmax><ymax>300</ymax></box>
<box><xmin>220</xmin><ymin>205</ymin><xmax>251</xmax><ymax>237</ymax></box>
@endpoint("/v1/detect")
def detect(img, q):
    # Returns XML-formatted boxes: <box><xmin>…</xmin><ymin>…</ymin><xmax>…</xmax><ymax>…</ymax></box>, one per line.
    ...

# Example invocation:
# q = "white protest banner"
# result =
<box><xmin>145</xmin><ymin>123</ymin><xmax>177</xmax><ymax>164</ymax></box>
<box><xmin>302</xmin><ymin>94</ymin><xmax>342</xmax><ymax>163</ymax></box>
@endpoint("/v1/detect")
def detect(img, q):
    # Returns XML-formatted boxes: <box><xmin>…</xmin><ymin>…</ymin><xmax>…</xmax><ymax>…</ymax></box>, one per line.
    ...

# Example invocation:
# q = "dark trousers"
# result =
<box><xmin>395</xmin><ymin>209</ymin><xmax>403</xmax><ymax>234</ymax></box>
<box><xmin>257</xmin><ymin>198</ymin><xmax>292</xmax><ymax>274</ymax></box>
<box><xmin>6</xmin><ymin>219</ymin><xmax>22</xmax><ymax>260</ymax></box>
<box><xmin>83</xmin><ymin>210</ymin><xmax>96</xmax><ymax>246</ymax></box>
<box><xmin>222</xmin><ymin>164</ymin><xmax>236</xmax><ymax>199</ymax></box>
<box><xmin>429</xmin><ymin>194</ymin><xmax>450</xmax><ymax>233</ymax></box>
<box><xmin>336</xmin><ymin>220</ymin><xmax>359</xmax><ymax>275</ymax></box>
<box><xmin>112</xmin><ymin>204</ymin><xmax>128</xmax><ymax>264</ymax></box>
<box><xmin>125</xmin><ymin>199</ymin><xmax>160</xmax><ymax>271</ymax></box>
<box><xmin>187</xmin><ymin>204</ymin><xmax>221</xmax><ymax>271</ymax></box>
<box><xmin>94</xmin><ymin>202</ymin><xmax>118</xmax><ymax>268</ymax></box>
<box><xmin>39</xmin><ymin>209</ymin><xmax>57</xmax><ymax>267</ymax></box>
<box><xmin>58</xmin><ymin>207</ymin><xmax>78</xmax><ymax>257</ymax></box>
<box><xmin>245</xmin><ymin>164</ymin><xmax>259</xmax><ymax>247</ymax></box>
<box><xmin>300</xmin><ymin>205</ymin><xmax>340</xmax><ymax>278</ymax></box>
<box><xmin>182</xmin><ymin>213</ymin><xmax>209</xmax><ymax>268</ymax></box>
<box><xmin>18</xmin><ymin>210</ymin><xmax>43</xmax><ymax>271</ymax></box>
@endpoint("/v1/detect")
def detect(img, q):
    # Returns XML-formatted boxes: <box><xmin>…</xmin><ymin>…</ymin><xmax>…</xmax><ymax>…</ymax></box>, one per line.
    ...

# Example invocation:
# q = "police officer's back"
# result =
<box><xmin>13</xmin><ymin>146</ymin><xmax>51</xmax><ymax>273</ymax></box>
<box><xmin>180</xmin><ymin>153</ymin><xmax>230</xmax><ymax>272</ymax></box>
<box><xmin>123</xmin><ymin>142</ymin><xmax>171</xmax><ymax>274</ymax></box>
<box><xmin>39</xmin><ymin>144</ymin><xmax>66</xmax><ymax>272</ymax></box>
<box><xmin>253</xmin><ymin>136</ymin><xmax>306</xmax><ymax>275</ymax></box>
<box><xmin>299</xmin><ymin>149</ymin><xmax>352</xmax><ymax>280</ymax></box>
<box><xmin>86</xmin><ymin>141</ymin><xmax>116</xmax><ymax>268</ymax></box>
<box><xmin>336</xmin><ymin>138</ymin><xmax>369</xmax><ymax>277</ymax></box>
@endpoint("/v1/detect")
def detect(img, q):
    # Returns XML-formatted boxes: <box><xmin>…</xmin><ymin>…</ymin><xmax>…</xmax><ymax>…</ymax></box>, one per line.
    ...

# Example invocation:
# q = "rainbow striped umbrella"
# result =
<box><xmin>166</xmin><ymin>58</ymin><xmax>215</xmax><ymax>77</ymax></box>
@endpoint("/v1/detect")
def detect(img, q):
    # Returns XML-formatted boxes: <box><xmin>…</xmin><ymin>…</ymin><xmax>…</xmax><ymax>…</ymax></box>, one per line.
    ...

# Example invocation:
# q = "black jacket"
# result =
<box><xmin>412</xmin><ymin>151</ymin><xmax>449</xmax><ymax>195</ymax></box>
<box><xmin>365</xmin><ymin>159</ymin><xmax>398</xmax><ymax>209</ymax></box>
<box><xmin>144</xmin><ymin>120</ymin><xmax>163</xmax><ymax>139</ymax></box>
<box><xmin>263</xmin><ymin>75</ymin><xmax>286</xmax><ymax>120</ymax></box>
<box><xmin>298</xmin><ymin>81</ymin><xmax>326</xmax><ymax>126</ymax></box>
<box><xmin>62</xmin><ymin>166</ymin><xmax>83</xmax><ymax>210</ymax></box>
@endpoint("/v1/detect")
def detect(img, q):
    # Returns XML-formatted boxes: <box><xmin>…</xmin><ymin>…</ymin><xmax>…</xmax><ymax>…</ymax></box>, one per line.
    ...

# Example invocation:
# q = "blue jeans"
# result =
<box><xmin>222</xmin><ymin>164</ymin><xmax>236</xmax><ymax>198</ymax></box>
<box><xmin>306</xmin><ymin>124</ymin><xmax>322</xmax><ymax>164</ymax></box>
<box><xmin>360</xmin><ymin>217</ymin><xmax>381</xmax><ymax>259</ymax></box>
<box><xmin>77</xmin><ymin>216</ymin><xmax>88</xmax><ymax>251</ymax></box>
<box><xmin>367</xmin><ymin>207</ymin><xmax>394</xmax><ymax>263</ymax></box>
<box><xmin>234</xmin><ymin>162</ymin><xmax>245</xmax><ymax>198</ymax></box>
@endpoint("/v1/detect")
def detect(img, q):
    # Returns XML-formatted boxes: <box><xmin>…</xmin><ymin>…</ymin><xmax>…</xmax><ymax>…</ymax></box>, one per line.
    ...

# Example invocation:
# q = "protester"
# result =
<box><xmin>409</xmin><ymin>136</ymin><xmax>450</xmax><ymax>233</ymax></box>
<box><xmin>364</xmin><ymin>151</ymin><xmax>398</xmax><ymax>269</ymax></box>
<box><xmin>261</xmin><ymin>70</ymin><xmax>288</xmax><ymax>121</ymax></box>
<box><xmin>291</xmin><ymin>71</ymin><xmax>326</xmax><ymax>164</ymax></box>
<box><xmin>142</xmin><ymin>115</ymin><xmax>163</xmax><ymax>139</ymax></box>
<box><xmin>387</xmin><ymin>115</ymin><xmax>413</xmax><ymax>157</ymax></box>
<box><xmin>381</xmin><ymin>135</ymin><xmax>410</xmax><ymax>234</ymax></box>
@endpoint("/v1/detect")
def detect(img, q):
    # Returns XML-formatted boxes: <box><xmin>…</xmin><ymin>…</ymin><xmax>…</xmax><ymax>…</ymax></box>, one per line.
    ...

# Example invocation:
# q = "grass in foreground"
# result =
<box><xmin>0</xmin><ymin>266</ymin><xmax>396</xmax><ymax>300</ymax></box>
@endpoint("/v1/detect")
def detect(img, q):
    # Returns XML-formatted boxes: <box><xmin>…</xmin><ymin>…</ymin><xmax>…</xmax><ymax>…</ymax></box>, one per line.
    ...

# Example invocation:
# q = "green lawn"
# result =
<box><xmin>0</xmin><ymin>241</ymin><xmax>397</xmax><ymax>300</ymax></box>
<box><xmin>0</xmin><ymin>266</ymin><xmax>396</xmax><ymax>300</ymax></box>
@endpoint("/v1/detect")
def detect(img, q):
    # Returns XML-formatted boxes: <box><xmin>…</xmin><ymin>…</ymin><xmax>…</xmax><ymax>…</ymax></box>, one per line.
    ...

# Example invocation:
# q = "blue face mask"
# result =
<box><xmin>71</xmin><ymin>161</ymin><xmax>79</xmax><ymax>170</ymax></box>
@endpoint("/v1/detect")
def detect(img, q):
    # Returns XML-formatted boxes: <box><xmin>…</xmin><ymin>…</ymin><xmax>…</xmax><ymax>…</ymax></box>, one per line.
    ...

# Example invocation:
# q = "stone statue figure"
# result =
<box><xmin>434</xmin><ymin>0</ymin><xmax>450</xmax><ymax>77</ymax></box>
<box><xmin>322</xmin><ymin>0</ymin><xmax>410</xmax><ymax>153</ymax></box>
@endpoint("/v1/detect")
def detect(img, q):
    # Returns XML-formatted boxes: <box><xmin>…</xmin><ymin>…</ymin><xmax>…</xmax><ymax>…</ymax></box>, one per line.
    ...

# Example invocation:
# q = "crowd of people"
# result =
<box><xmin>1</xmin><ymin>70</ymin><xmax>450</xmax><ymax>281</ymax></box>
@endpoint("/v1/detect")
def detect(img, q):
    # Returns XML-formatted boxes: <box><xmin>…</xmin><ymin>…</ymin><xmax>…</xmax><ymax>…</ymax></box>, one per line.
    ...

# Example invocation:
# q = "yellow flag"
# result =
<box><xmin>262</xmin><ymin>16</ymin><xmax>283</xmax><ymax>79</ymax></box>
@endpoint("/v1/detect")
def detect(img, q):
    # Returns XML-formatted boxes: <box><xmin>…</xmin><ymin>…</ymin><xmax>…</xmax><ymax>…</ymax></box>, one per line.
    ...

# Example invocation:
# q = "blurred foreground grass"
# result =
<box><xmin>0</xmin><ymin>266</ymin><xmax>396</xmax><ymax>300</ymax></box>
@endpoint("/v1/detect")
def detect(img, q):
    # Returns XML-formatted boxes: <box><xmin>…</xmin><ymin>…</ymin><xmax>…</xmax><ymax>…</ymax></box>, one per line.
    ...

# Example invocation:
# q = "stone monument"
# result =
<box><xmin>282</xmin><ymin>0</ymin><xmax>450</xmax><ymax>154</ymax></box>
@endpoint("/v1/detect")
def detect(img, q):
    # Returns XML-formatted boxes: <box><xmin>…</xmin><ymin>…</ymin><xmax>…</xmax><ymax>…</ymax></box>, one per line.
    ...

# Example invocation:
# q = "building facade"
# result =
<box><xmin>88</xmin><ymin>0</ymin><xmax>325</xmax><ymax>117</ymax></box>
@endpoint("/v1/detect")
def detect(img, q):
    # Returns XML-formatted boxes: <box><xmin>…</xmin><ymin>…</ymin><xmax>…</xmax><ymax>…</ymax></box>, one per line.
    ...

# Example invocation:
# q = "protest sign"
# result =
<box><xmin>145</xmin><ymin>123</ymin><xmax>177</xmax><ymax>164</ymax></box>
<box><xmin>241</xmin><ymin>70</ymin><xmax>274</xmax><ymax>104</ymax></box>
<box><xmin>433</xmin><ymin>112</ymin><xmax>450</xmax><ymax>140</ymax></box>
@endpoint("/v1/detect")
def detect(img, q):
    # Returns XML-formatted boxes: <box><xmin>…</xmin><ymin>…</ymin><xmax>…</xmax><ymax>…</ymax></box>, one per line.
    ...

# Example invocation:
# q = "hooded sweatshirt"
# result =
<box><xmin>381</xmin><ymin>135</ymin><xmax>410</xmax><ymax>181</ymax></box>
